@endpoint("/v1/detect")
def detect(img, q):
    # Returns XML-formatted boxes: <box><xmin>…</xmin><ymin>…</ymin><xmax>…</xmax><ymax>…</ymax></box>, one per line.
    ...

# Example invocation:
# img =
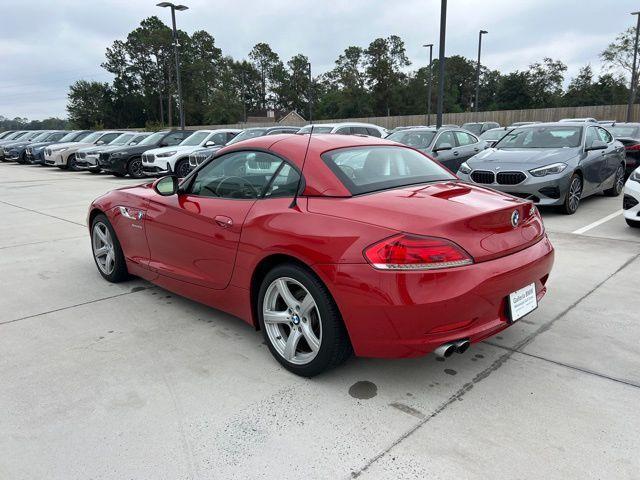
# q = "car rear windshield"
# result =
<box><xmin>322</xmin><ymin>146</ymin><xmax>455</xmax><ymax>195</ymax></box>
<box><xmin>386</xmin><ymin>129</ymin><xmax>436</xmax><ymax>149</ymax></box>
<box><xmin>226</xmin><ymin>129</ymin><xmax>269</xmax><ymax>145</ymax></box>
<box><xmin>180</xmin><ymin>131</ymin><xmax>210</xmax><ymax>146</ymax></box>
<box><xmin>480</xmin><ymin>129</ymin><xmax>508</xmax><ymax>141</ymax></box>
<box><xmin>609</xmin><ymin>125</ymin><xmax>639</xmax><ymax>138</ymax></box>
<box><xmin>462</xmin><ymin>123</ymin><xmax>483</xmax><ymax>135</ymax></box>
<box><xmin>298</xmin><ymin>126</ymin><xmax>334</xmax><ymax>134</ymax></box>
<box><xmin>494</xmin><ymin>126</ymin><xmax>583</xmax><ymax>149</ymax></box>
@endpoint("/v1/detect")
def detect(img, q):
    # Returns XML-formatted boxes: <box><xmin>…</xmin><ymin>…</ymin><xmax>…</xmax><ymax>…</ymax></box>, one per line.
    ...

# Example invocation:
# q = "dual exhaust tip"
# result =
<box><xmin>434</xmin><ymin>339</ymin><xmax>470</xmax><ymax>359</ymax></box>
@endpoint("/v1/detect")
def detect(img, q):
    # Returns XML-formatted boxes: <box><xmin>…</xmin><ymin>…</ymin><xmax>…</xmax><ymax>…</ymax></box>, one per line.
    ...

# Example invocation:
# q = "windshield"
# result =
<box><xmin>59</xmin><ymin>131</ymin><xmax>83</xmax><ymax>142</ymax></box>
<box><xmin>109</xmin><ymin>133</ymin><xmax>135</xmax><ymax>146</ymax></box>
<box><xmin>138</xmin><ymin>131</ymin><xmax>166</xmax><ymax>145</ymax></box>
<box><xmin>480</xmin><ymin>129</ymin><xmax>509</xmax><ymax>141</ymax></box>
<box><xmin>386</xmin><ymin>130</ymin><xmax>436</xmax><ymax>149</ymax></box>
<box><xmin>609</xmin><ymin>125</ymin><xmax>639</xmax><ymax>138</ymax></box>
<box><xmin>298</xmin><ymin>125</ymin><xmax>334</xmax><ymax>134</ymax></box>
<box><xmin>462</xmin><ymin>123</ymin><xmax>483</xmax><ymax>135</ymax></box>
<box><xmin>180</xmin><ymin>131</ymin><xmax>210</xmax><ymax>146</ymax></box>
<box><xmin>226</xmin><ymin>129</ymin><xmax>269</xmax><ymax>145</ymax></box>
<box><xmin>29</xmin><ymin>132</ymin><xmax>50</xmax><ymax>142</ymax></box>
<box><xmin>322</xmin><ymin>146</ymin><xmax>455</xmax><ymax>195</ymax></box>
<box><xmin>130</xmin><ymin>134</ymin><xmax>150</xmax><ymax>144</ymax></box>
<box><xmin>81</xmin><ymin>132</ymin><xmax>103</xmax><ymax>143</ymax></box>
<box><xmin>494</xmin><ymin>126</ymin><xmax>583</xmax><ymax>149</ymax></box>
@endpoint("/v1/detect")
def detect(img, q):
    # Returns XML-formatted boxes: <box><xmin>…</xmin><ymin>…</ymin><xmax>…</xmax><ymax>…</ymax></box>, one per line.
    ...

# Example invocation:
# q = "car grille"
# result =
<box><xmin>77</xmin><ymin>152</ymin><xmax>86</xmax><ymax>159</ymax></box>
<box><xmin>471</xmin><ymin>170</ymin><xmax>495</xmax><ymax>184</ymax></box>
<box><xmin>496</xmin><ymin>171</ymin><xmax>526</xmax><ymax>185</ymax></box>
<box><xmin>623</xmin><ymin>194</ymin><xmax>639</xmax><ymax>210</ymax></box>
<box><xmin>142</xmin><ymin>153</ymin><xmax>154</xmax><ymax>163</ymax></box>
<box><xmin>45</xmin><ymin>148</ymin><xmax>51</xmax><ymax>156</ymax></box>
<box><xmin>99</xmin><ymin>153</ymin><xmax>110</xmax><ymax>161</ymax></box>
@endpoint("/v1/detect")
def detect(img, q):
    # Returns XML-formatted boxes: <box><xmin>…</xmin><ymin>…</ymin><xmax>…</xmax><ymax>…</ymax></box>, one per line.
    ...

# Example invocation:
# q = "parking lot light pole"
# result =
<box><xmin>157</xmin><ymin>2</ymin><xmax>188</xmax><ymax>131</ymax></box>
<box><xmin>475</xmin><ymin>30</ymin><xmax>488</xmax><ymax>117</ymax></box>
<box><xmin>308</xmin><ymin>62</ymin><xmax>313</xmax><ymax>123</ymax></box>
<box><xmin>627</xmin><ymin>12</ymin><xmax>640</xmax><ymax>122</ymax></box>
<box><xmin>423</xmin><ymin>43</ymin><xmax>433</xmax><ymax>126</ymax></box>
<box><xmin>436</xmin><ymin>0</ymin><xmax>447</xmax><ymax>128</ymax></box>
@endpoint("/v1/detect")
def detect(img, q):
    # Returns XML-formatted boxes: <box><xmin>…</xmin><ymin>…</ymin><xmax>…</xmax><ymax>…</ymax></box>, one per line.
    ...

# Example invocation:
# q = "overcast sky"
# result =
<box><xmin>1</xmin><ymin>0</ymin><xmax>638</xmax><ymax>120</ymax></box>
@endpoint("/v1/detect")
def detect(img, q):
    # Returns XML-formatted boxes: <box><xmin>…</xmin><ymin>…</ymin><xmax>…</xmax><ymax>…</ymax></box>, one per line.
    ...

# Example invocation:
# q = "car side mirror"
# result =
<box><xmin>586</xmin><ymin>140</ymin><xmax>607</xmax><ymax>151</ymax></box>
<box><xmin>159</xmin><ymin>141</ymin><xmax>169</xmax><ymax>147</ymax></box>
<box><xmin>434</xmin><ymin>143</ymin><xmax>453</xmax><ymax>152</ymax></box>
<box><xmin>153</xmin><ymin>175</ymin><xmax>179</xmax><ymax>196</ymax></box>
<box><xmin>204</xmin><ymin>140</ymin><xmax>216</xmax><ymax>147</ymax></box>
<box><xmin>96</xmin><ymin>140</ymin><xmax>104</xmax><ymax>145</ymax></box>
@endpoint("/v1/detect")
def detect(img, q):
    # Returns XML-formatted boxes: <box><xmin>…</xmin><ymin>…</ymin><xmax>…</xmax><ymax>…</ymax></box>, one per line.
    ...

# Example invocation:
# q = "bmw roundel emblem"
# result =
<box><xmin>511</xmin><ymin>210</ymin><xmax>520</xmax><ymax>228</ymax></box>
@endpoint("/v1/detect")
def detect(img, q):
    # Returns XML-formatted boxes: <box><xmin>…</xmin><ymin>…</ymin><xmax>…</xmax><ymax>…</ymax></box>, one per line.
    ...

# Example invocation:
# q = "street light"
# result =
<box><xmin>307</xmin><ymin>62</ymin><xmax>313</xmax><ymax>123</ymax></box>
<box><xmin>423</xmin><ymin>43</ymin><xmax>433</xmax><ymax>126</ymax></box>
<box><xmin>475</xmin><ymin>30</ymin><xmax>488</xmax><ymax>117</ymax></box>
<box><xmin>627</xmin><ymin>12</ymin><xmax>640</xmax><ymax>122</ymax></box>
<box><xmin>157</xmin><ymin>2</ymin><xmax>188</xmax><ymax>130</ymax></box>
<box><xmin>436</xmin><ymin>0</ymin><xmax>447</xmax><ymax>128</ymax></box>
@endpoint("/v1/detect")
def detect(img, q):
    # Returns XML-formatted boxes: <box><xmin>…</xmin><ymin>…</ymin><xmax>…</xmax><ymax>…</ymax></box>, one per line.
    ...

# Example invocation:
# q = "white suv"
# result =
<box><xmin>44</xmin><ymin>131</ymin><xmax>125</xmax><ymax>170</ymax></box>
<box><xmin>623</xmin><ymin>167</ymin><xmax>640</xmax><ymax>228</ymax></box>
<box><xmin>297</xmin><ymin>122</ymin><xmax>388</xmax><ymax>138</ymax></box>
<box><xmin>142</xmin><ymin>129</ymin><xmax>240</xmax><ymax>177</ymax></box>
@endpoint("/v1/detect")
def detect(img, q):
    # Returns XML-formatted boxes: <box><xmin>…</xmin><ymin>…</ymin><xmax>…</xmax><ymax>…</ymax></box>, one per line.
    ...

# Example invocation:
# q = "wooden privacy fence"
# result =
<box><xmin>126</xmin><ymin>104</ymin><xmax>640</xmax><ymax>131</ymax></box>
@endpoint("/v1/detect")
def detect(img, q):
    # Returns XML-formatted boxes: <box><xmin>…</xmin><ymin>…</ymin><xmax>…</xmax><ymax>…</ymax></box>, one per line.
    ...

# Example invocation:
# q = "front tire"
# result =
<box><xmin>127</xmin><ymin>157</ymin><xmax>145</xmax><ymax>178</ymax></box>
<box><xmin>604</xmin><ymin>164</ymin><xmax>625</xmax><ymax>197</ymax></box>
<box><xmin>91</xmin><ymin>214</ymin><xmax>129</xmax><ymax>283</ymax></box>
<box><xmin>561</xmin><ymin>174</ymin><xmax>582</xmax><ymax>214</ymax></box>
<box><xmin>175</xmin><ymin>158</ymin><xmax>190</xmax><ymax>178</ymax></box>
<box><xmin>626</xmin><ymin>218</ymin><xmax>640</xmax><ymax>228</ymax></box>
<box><xmin>257</xmin><ymin>264</ymin><xmax>352</xmax><ymax>377</ymax></box>
<box><xmin>67</xmin><ymin>154</ymin><xmax>78</xmax><ymax>171</ymax></box>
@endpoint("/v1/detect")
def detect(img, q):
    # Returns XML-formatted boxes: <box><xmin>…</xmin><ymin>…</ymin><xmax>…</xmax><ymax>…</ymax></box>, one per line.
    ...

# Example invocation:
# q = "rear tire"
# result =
<box><xmin>561</xmin><ymin>174</ymin><xmax>582</xmax><ymax>215</ymax></box>
<box><xmin>604</xmin><ymin>164</ymin><xmax>625</xmax><ymax>197</ymax></box>
<box><xmin>127</xmin><ymin>157</ymin><xmax>145</xmax><ymax>178</ymax></box>
<box><xmin>257</xmin><ymin>263</ymin><xmax>352</xmax><ymax>377</ymax></box>
<box><xmin>90</xmin><ymin>214</ymin><xmax>129</xmax><ymax>283</ymax></box>
<box><xmin>626</xmin><ymin>218</ymin><xmax>640</xmax><ymax>228</ymax></box>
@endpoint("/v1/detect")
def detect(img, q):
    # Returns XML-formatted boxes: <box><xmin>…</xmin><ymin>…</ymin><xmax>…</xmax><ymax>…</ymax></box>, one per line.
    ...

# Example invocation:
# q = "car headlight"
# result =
<box><xmin>630</xmin><ymin>169</ymin><xmax>640</xmax><ymax>183</ymax></box>
<box><xmin>51</xmin><ymin>147</ymin><xmax>68</xmax><ymax>152</ymax></box>
<box><xmin>529</xmin><ymin>162</ymin><xmax>567</xmax><ymax>177</ymax></box>
<box><xmin>458</xmin><ymin>162</ymin><xmax>472</xmax><ymax>174</ymax></box>
<box><xmin>156</xmin><ymin>151</ymin><xmax>176</xmax><ymax>158</ymax></box>
<box><xmin>110</xmin><ymin>152</ymin><xmax>125</xmax><ymax>158</ymax></box>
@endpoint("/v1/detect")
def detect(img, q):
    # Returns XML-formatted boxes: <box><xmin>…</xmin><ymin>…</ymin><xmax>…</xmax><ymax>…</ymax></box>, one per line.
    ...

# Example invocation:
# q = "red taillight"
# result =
<box><xmin>625</xmin><ymin>143</ymin><xmax>640</xmax><ymax>151</ymax></box>
<box><xmin>364</xmin><ymin>234</ymin><xmax>473</xmax><ymax>271</ymax></box>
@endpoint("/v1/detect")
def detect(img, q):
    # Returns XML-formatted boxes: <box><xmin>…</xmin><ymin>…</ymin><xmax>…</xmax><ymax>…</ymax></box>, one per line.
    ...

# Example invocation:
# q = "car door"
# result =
<box><xmin>431</xmin><ymin>130</ymin><xmax>459</xmax><ymax>171</ymax></box>
<box><xmin>597</xmin><ymin>127</ymin><xmax>622</xmax><ymax>187</ymax></box>
<box><xmin>144</xmin><ymin>150</ymin><xmax>285</xmax><ymax>290</ymax></box>
<box><xmin>581</xmin><ymin>126</ymin><xmax>606</xmax><ymax>195</ymax></box>
<box><xmin>453</xmin><ymin>131</ymin><xmax>482</xmax><ymax>167</ymax></box>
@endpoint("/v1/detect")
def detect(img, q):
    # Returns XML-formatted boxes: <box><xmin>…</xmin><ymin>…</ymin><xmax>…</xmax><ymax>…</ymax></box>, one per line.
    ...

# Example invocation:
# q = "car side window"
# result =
<box><xmin>227</xmin><ymin>132</ymin><xmax>239</xmax><ymax>142</ymax></box>
<box><xmin>366</xmin><ymin>128</ymin><xmax>382</xmax><ymax>138</ymax></box>
<box><xmin>211</xmin><ymin>133</ymin><xmax>226</xmax><ymax>145</ymax></box>
<box><xmin>351</xmin><ymin>127</ymin><xmax>369</xmax><ymax>136</ymax></box>
<box><xmin>454</xmin><ymin>131</ymin><xmax>477</xmax><ymax>146</ymax></box>
<box><xmin>189</xmin><ymin>151</ymin><xmax>284</xmax><ymax>199</ymax></box>
<box><xmin>597</xmin><ymin>127</ymin><xmax>613</xmax><ymax>143</ymax></box>
<box><xmin>335</xmin><ymin>127</ymin><xmax>351</xmax><ymax>135</ymax></box>
<box><xmin>263</xmin><ymin>163</ymin><xmax>301</xmax><ymax>198</ymax></box>
<box><xmin>435</xmin><ymin>131</ymin><xmax>456</xmax><ymax>148</ymax></box>
<box><xmin>585</xmin><ymin>127</ymin><xmax>599</xmax><ymax>148</ymax></box>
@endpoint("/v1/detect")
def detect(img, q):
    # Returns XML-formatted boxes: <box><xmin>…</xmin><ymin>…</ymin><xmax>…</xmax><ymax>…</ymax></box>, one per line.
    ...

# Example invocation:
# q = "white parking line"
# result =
<box><xmin>572</xmin><ymin>210</ymin><xmax>623</xmax><ymax>235</ymax></box>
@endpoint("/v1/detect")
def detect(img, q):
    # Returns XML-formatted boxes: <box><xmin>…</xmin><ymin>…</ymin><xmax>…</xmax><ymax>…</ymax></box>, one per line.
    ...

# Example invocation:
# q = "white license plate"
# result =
<box><xmin>508</xmin><ymin>283</ymin><xmax>537</xmax><ymax>322</ymax></box>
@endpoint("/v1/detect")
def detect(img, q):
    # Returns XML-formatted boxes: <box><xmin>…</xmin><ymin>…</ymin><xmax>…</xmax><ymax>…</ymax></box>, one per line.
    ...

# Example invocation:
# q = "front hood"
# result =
<box><xmin>28</xmin><ymin>141</ymin><xmax>56</xmax><ymax>149</ymax></box>
<box><xmin>468</xmin><ymin>147</ymin><xmax>579</xmax><ymax>169</ymax></box>
<box><xmin>307</xmin><ymin>181</ymin><xmax>544</xmax><ymax>262</ymax></box>
<box><xmin>107</xmin><ymin>144</ymin><xmax>158</xmax><ymax>155</ymax></box>
<box><xmin>145</xmin><ymin>145</ymin><xmax>196</xmax><ymax>155</ymax></box>
<box><xmin>49</xmin><ymin>141</ymin><xmax>90</xmax><ymax>150</ymax></box>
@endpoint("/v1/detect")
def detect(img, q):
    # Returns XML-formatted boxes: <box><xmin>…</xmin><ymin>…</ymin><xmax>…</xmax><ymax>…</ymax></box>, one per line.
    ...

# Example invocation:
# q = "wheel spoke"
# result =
<box><xmin>94</xmin><ymin>246</ymin><xmax>108</xmax><ymax>257</ymax></box>
<box><xmin>300</xmin><ymin>322</ymin><xmax>320</xmax><ymax>352</ymax></box>
<box><xmin>105</xmin><ymin>250</ymin><xmax>114</xmax><ymax>272</ymax></box>
<box><xmin>263</xmin><ymin>310</ymin><xmax>290</xmax><ymax>324</ymax></box>
<box><xmin>299</xmin><ymin>293</ymin><xmax>315</xmax><ymax>318</ymax></box>
<box><xmin>276</xmin><ymin>279</ymin><xmax>297</xmax><ymax>310</ymax></box>
<box><xmin>283</xmin><ymin>328</ymin><xmax>302</xmax><ymax>360</ymax></box>
<box><xmin>96</xmin><ymin>227</ymin><xmax>108</xmax><ymax>245</ymax></box>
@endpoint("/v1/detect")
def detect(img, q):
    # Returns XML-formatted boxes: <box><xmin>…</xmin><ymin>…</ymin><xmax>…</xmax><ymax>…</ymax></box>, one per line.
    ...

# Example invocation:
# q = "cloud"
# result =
<box><xmin>0</xmin><ymin>0</ymin><xmax>637</xmax><ymax>120</ymax></box>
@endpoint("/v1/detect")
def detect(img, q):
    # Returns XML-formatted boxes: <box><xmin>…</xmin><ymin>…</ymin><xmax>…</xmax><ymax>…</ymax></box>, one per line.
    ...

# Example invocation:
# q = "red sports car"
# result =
<box><xmin>88</xmin><ymin>134</ymin><xmax>554</xmax><ymax>376</ymax></box>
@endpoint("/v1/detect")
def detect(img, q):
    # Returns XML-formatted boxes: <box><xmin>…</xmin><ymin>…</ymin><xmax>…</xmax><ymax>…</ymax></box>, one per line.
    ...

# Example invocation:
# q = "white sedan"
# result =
<box><xmin>623</xmin><ymin>167</ymin><xmax>640</xmax><ymax>228</ymax></box>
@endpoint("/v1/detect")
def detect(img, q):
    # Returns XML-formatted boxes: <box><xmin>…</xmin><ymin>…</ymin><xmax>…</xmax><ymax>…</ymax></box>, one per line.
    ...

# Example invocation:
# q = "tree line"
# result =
<box><xmin>3</xmin><ymin>18</ymin><xmax>638</xmax><ymax>130</ymax></box>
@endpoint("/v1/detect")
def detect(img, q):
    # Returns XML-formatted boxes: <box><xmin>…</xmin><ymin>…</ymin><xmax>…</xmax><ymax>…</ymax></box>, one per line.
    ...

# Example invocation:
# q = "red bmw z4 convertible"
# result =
<box><xmin>88</xmin><ymin>133</ymin><xmax>554</xmax><ymax>376</ymax></box>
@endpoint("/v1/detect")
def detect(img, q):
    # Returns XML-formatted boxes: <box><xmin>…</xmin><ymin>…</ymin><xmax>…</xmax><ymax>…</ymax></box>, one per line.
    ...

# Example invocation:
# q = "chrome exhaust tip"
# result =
<box><xmin>454</xmin><ymin>339</ymin><xmax>470</xmax><ymax>354</ymax></box>
<box><xmin>434</xmin><ymin>343</ymin><xmax>456</xmax><ymax>359</ymax></box>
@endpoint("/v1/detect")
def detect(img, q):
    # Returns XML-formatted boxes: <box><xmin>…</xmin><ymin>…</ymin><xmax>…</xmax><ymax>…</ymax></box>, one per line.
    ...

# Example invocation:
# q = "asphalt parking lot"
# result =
<box><xmin>1</xmin><ymin>162</ymin><xmax>638</xmax><ymax>479</ymax></box>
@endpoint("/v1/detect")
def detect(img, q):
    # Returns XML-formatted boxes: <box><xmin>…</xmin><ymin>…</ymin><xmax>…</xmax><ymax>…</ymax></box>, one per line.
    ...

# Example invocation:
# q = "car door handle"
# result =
<box><xmin>453</xmin><ymin>151</ymin><xmax>460</xmax><ymax>156</ymax></box>
<box><xmin>214</xmin><ymin>215</ymin><xmax>233</xmax><ymax>228</ymax></box>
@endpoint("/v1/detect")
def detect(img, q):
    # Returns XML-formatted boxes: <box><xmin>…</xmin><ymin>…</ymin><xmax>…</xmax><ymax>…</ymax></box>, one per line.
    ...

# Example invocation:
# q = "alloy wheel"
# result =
<box><xmin>176</xmin><ymin>160</ymin><xmax>190</xmax><ymax>178</ymax></box>
<box><xmin>568</xmin><ymin>176</ymin><xmax>582</xmax><ymax>213</ymax></box>
<box><xmin>615</xmin><ymin>166</ymin><xmax>624</xmax><ymax>193</ymax></box>
<box><xmin>129</xmin><ymin>158</ymin><xmax>144</xmax><ymax>178</ymax></box>
<box><xmin>263</xmin><ymin>277</ymin><xmax>322</xmax><ymax>365</ymax></box>
<box><xmin>92</xmin><ymin>222</ymin><xmax>115</xmax><ymax>275</ymax></box>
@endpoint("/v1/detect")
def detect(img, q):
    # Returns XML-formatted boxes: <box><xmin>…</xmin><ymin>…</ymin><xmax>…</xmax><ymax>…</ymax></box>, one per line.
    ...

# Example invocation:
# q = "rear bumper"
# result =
<box><xmin>316</xmin><ymin>235</ymin><xmax>554</xmax><ymax>358</ymax></box>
